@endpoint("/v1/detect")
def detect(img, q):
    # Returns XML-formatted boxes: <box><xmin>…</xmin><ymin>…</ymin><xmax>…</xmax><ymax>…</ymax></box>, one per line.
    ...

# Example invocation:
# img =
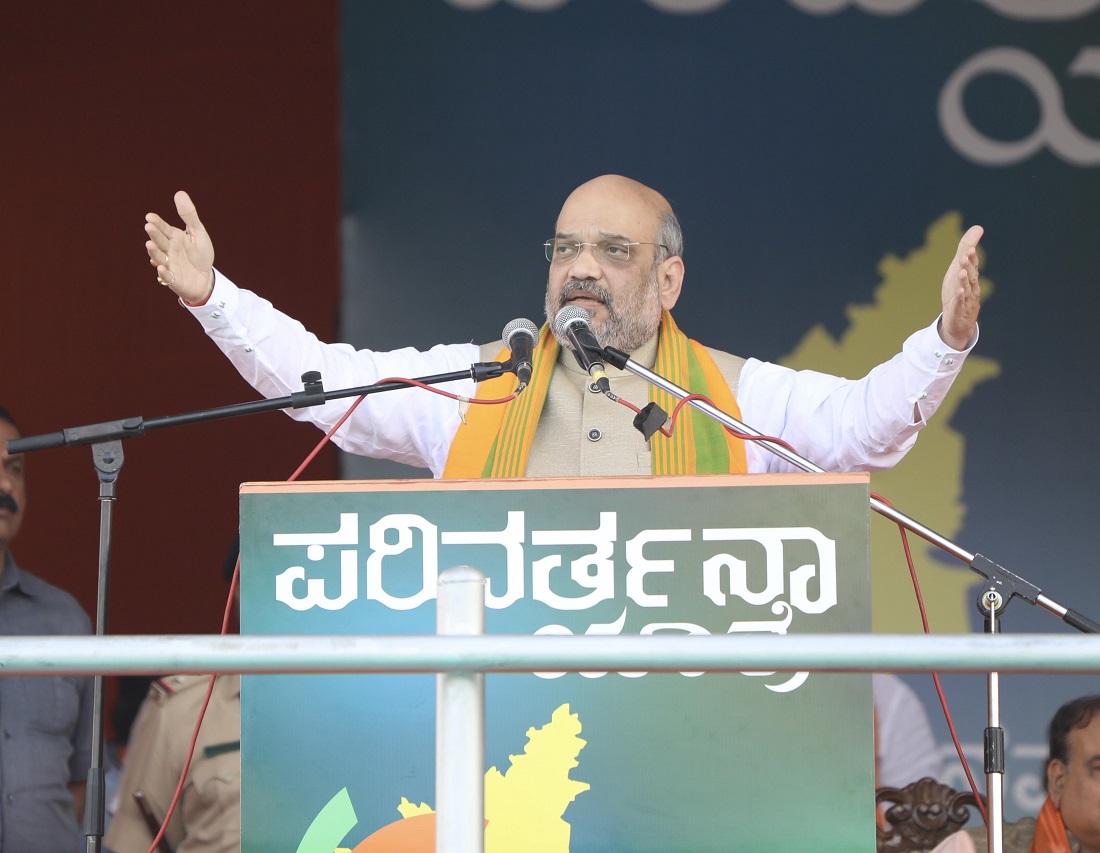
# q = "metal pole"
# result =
<box><xmin>436</xmin><ymin>567</ymin><xmax>486</xmax><ymax>853</ymax></box>
<box><xmin>985</xmin><ymin>591</ymin><xmax>1005</xmax><ymax>853</ymax></box>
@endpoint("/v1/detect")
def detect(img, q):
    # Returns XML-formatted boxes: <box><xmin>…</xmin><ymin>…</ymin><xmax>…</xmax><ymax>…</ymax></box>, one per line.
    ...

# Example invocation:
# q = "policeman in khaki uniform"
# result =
<box><xmin>104</xmin><ymin>673</ymin><xmax>240</xmax><ymax>853</ymax></box>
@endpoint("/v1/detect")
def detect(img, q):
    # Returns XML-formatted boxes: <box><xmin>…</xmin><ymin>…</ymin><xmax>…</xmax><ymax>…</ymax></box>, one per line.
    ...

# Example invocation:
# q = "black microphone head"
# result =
<box><xmin>502</xmin><ymin>317</ymin><xmax>539</xmax><ymax>344</ymax></box>
<box><xmin>552</xmin><ymin>305</ymin><xmax>593</xmax><ymax>338</ymax></box>
<box><xmin>553</xmin><ymin>305</ymin><xmax>610</xmax><ymax>393</ymax></box>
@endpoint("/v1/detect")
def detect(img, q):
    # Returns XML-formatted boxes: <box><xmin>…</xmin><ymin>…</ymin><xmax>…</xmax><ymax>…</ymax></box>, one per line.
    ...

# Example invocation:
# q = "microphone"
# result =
<box><xmin>552</xmin><ymin>306</ymin><xmax>611</xmax><ymax>395</ymax></box>
<box><xmin>502</xmin><ymin>318</ymin><xmax>539</xmax><ymax>389</ymax></box>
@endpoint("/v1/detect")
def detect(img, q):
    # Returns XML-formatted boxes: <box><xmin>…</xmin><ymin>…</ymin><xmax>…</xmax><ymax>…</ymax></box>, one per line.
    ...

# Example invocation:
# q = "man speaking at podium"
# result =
<box><xmin>143</xmin><ymin>174</ymin><xmax>983</xmax><ymax>478</ymax></box>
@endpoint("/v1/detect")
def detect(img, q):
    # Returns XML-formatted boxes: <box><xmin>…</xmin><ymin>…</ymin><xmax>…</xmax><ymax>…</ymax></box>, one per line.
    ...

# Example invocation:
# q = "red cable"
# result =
<box><xmin>872</xmin><ymin>492</ymin><xmax>990</xmax><ymax>827</ymax></box>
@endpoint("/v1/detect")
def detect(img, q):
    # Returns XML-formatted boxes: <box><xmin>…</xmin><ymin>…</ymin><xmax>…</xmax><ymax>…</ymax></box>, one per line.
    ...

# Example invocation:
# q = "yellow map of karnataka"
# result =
<box><xmin>780</xmin><ymin>212</ymin><xmax>999</xmax><ymax>633</ymax></box>
<box><xmin>336</xmin><ymin>703</ymin><xmax>589</xmax><ymax>852</ymax></box>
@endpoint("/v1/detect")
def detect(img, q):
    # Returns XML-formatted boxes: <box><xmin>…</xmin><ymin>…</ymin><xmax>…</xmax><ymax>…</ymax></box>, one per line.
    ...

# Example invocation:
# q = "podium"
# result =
<box><xmin>239</xmin><ymin>473</ymin><xmax>875</xmax><ymax>852</ymax></box>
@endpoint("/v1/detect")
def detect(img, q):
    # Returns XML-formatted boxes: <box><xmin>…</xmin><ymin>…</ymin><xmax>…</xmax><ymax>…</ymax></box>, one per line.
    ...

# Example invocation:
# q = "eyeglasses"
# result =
<box><xmin>543</xmin><ymin>239</ymin><xmax>669</xmax><ymax>264</ymax></box>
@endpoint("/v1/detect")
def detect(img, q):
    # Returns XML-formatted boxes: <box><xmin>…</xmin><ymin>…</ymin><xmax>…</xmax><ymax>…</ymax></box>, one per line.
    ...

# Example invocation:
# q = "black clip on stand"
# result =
<box><xmin>599</xmin><ymin>343</ymin><xmax>1098</xmax><ymax>853</ymax></box>
<box><xmin>5</xmin><ymin>358</ymin><xmax>512</xmax><ymax>853</ymax></box>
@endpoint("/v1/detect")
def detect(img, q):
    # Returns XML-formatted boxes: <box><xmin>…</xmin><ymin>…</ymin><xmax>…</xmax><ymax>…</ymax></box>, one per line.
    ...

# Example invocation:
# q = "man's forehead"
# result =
<box><xmin>553</xmin><ymin>229</ymin><xmax>632</xmax><ymax>241</ymax></box>
<box><xmin>556</xmin><ymin>177</ymin><xmax>669</xmax><ymax>235</ymax></box>
<box><xmin>555</xmin><ymin>199</ymin><xmax>660</xmax><ymax>239</ymax></box>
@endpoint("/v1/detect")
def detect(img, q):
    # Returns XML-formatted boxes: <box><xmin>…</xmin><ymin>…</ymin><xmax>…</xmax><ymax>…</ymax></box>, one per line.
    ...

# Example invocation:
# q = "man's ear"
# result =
<box><xmin>658</xmin><ymin>256</ymin><xmax>684</xmax><ymax>311</ymax></box>
<box><xmin>1048</xmin><ymin>759</ymin><xmax>1067</xmax><ymax>808</ymax></box>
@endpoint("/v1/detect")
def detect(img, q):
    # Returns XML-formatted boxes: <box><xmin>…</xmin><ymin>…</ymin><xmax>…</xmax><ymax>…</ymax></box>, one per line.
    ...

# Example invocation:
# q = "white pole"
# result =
<box><xmin>436</xmin><ymin>566</ymin><xmax>486</xmax><ymax>853</ymax></box>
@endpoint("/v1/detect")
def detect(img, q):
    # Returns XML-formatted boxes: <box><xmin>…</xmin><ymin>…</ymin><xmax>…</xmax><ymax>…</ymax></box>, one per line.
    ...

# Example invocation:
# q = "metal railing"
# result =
<box><xmin>2</xmin><ymin>631</ymin><xmax>1097</xmax><ymax>676</ymax></box>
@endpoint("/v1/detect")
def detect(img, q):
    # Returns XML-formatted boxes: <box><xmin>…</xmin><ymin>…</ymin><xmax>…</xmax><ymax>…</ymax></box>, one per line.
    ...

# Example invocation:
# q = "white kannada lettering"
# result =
<box><xmin>724</xmin><ymin>601</ymin><xmax>809</xmax><ymax>692</ymax></box>
<box><xmin>939</xmin><ymin>47</ymin><xmax>1100</xmax><ymax>166</ymax></box>
<box><xmin>273</xmin><ymin>513</ymin><xmax>360</xmax><ymax>611</ymax></box>
<box><xmin>365</xmin><ymin>514</ymin><xmax>439</xmax><ymax>611</ymax></box>
<box><xmin>274</xmin><ymin>550</ymin><xmax>359</xmax><ymax>612</ymax></box>
<box><xmin>725</xmin><ymin>600</ymin><xmax>794</xmax><ymax>634</ymax></box>
<box><xmin>788</xmin><ymin>528</ymin><xmax>838</xmax><ymax>614</ymax></box>
<box><xmin>268</xmin><ymin>510</ymin><xmax>836</xmax><ymax>663</ymax></box>
<box><xmin>533</xmin><ymin>613</ymin><xmax>810</xmax><ymax>689</ymax></box>
<box><xmin>625</xmin><ymin>528</ymin><xmax>692</xmax><ymax>607</ymax></box>
<box><xmin>441</xmin><ymin>511</ymin><xmax>526</xmax><ymax>608</ymax></box>
<box><xmin>702</xmin><ymin>526</ymin><xmax>837</xmax><ymax>614</ymax></box>
<box><xmin>744</xmin><ymin>669</ymin><xmax>811</xmax><ymax>693</ymax></box>
<box><xmin>530</xmin><ymin>512</ymin><xmax>618</xmax><ymax>610</ymax></box>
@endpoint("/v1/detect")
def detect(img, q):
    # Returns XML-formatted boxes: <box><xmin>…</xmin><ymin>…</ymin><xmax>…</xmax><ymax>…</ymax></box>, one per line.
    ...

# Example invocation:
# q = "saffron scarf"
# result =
<box><xmin>1030</xmin><ymin>797</ymin><xmax>1073</xmax><ymax>853</ymax></box>
<box><xmin>442</xmin><ymin>312</ymin><xmax>747</xmax><ymax>478</ymax></box>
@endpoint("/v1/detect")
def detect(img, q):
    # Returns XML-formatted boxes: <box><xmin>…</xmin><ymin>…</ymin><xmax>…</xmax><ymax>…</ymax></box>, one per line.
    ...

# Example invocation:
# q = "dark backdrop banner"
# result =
<box><xmin>1</xmin><ymin>5</ymin><xmax>340</xmax><ymax>639</ymax></box>
<box><xmin>337</xmin><ymin>0</ymin><xmax>1100</xmax><ymax>829</ymax></box>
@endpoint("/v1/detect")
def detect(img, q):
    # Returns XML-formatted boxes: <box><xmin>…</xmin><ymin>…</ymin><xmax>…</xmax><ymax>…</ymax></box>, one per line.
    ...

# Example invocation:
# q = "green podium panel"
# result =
<box><xmin>240</xmin><ymin>473</ymin><xmax>874</xmax><ymax>853</ymax></box>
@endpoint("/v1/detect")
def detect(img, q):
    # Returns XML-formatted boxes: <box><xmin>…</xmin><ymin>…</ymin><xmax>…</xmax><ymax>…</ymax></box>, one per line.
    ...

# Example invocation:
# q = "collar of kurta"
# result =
<box><xmin>442</xmin><ymin>311</ymin><xmax>747</xmax><ymax>478</ymax></box>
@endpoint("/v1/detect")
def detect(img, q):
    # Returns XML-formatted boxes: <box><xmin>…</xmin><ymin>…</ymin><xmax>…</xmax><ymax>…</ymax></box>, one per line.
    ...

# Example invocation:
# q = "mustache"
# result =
<box><xmin>558</xmin><ymin>279</ymin><xmax>613</xmax><ymax>308</ymax></box>
<box><xmin>0</xmin><ymin>493</ymin><xmax>18</xmax><ymax>514</ymax></box>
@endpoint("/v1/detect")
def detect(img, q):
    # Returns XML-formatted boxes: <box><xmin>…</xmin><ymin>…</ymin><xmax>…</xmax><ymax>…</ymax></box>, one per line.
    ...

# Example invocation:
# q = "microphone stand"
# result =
<box><xmin>600</xmin><ymin>344</ymin><xmax>1098</xmax><ymax>853</ymax></box>
<box><xmin>5</xmin><ymin>360</ymin><xmax>509</xmax><ymax>853</ymax></box>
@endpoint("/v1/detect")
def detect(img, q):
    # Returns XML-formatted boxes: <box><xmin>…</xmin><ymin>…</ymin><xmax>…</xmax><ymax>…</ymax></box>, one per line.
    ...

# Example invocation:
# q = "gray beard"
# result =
<box><xmin>545</xmin><ymin>275</ymin><xmax>661</xmax><ymax>354</ymax></box>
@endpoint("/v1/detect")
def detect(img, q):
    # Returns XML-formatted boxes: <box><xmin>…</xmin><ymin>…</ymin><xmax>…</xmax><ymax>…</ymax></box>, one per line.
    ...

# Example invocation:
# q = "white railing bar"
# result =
<box><xmin>0</xmin><ymin>633</ymin><xmax>1097</xmax><ymax>676</ymax></box>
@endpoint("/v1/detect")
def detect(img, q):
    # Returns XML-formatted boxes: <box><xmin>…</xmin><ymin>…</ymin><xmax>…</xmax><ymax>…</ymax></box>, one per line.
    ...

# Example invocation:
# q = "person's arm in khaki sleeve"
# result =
<box><xmin>105</xmin><ymin>685</ymin><xmax>185</xmax><ymax>853</ymax></box>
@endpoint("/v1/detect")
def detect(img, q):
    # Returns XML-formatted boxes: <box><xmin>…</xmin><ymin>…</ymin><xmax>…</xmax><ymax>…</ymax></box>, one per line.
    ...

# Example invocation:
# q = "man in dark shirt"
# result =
<box><xmin>0</xmin><ymin>405</ymin><xmax>94</xmax><ymax>851</ymax></box>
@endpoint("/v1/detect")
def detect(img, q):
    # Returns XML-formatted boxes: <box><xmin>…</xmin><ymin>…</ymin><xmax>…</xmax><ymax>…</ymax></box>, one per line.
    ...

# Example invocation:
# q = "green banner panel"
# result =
<box><xmin>240</xmin><ymin>473</ymin><xmax>873</xmax><ymax>852</ymax></box>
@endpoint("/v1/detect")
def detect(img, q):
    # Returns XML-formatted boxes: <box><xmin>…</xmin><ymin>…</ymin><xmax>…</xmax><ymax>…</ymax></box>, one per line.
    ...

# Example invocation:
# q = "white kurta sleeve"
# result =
<box><xmin>184</xmin><ymin>270</ymin><xmax>482</xmax><ymax>475</ymax></box>
<box><xmin>738</xmin><ymin>318</ymin><xmax>977</xmax><ymax>474</ymax></box>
